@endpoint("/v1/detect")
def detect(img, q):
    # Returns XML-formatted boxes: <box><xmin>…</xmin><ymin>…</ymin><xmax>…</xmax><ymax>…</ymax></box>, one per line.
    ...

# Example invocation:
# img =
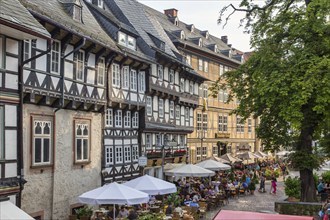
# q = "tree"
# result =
<box><xmin>212</xmin><ymin>0</ymin><xmax>330</xmax><ymax>202</ymax></box>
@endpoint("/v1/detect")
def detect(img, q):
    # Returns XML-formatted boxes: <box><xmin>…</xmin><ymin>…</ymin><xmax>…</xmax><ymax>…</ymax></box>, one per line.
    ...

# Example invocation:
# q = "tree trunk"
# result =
<box><xmin>300</xmin><ymin>169</ymin><xmax>317</xmax><ymax>202</ymax></box>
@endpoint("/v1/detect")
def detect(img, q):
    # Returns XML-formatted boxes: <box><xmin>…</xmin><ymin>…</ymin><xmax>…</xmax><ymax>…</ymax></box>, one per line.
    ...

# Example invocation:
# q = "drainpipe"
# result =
<box><xmin>54</xmin><ymin>38</ymin><xmax>86</xmax><ymax>113</ymax></box>
<box><xmin>18</xmin><ymin>38</ymin><xmax>53</xmax><ymax>207</ymax></box>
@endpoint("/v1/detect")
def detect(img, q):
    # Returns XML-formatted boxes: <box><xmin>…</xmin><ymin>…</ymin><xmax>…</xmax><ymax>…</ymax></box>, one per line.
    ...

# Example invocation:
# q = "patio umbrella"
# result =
<box><xmin>164</xmin><ymin>163</ymin><xmax>185</xmax><ymax>170</ymax></box>
<box><xmin>220</xmin><ymin>153</ymin><xmax>242</xmax><ymax>163</ymax></box>
<box><xmin>78</xmin><ymin>182</ymin><xmax>149</xmax><ymax>220</ymax></box>
<box><xmin>236</xmin><ymin>152</ymin><xmax>257</xmax><ymax>160</ymax></box>
<box><xmin>254</xmin><ymin>151</ymin><xmax>268</xmax><ymax>158</ymax></box>
<box><xmin>195</xmin><ymin>159</ymin><xmax>231</xmax><ymax>171</ymax></box>
<box><xmin>276</xmin><ymin>150</ymin><xmax>290</xmax><ymax>156</ymax></box>
<box><xmin>164</xmin><ymin>164</ymin><xmax>215</xmax><ymax>177</ymax></box>
<box><xmin>209</xmin><ymin>155</ymin><xmax>230</xmax><ymax>164</ymax></box>
<box><xmin>123</xmin><ymin>174</ymin><xmax>177</xmax><ymax>195</ymax></box>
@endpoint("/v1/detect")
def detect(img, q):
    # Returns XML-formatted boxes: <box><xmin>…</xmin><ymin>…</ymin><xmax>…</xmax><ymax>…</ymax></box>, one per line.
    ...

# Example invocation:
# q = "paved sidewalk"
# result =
<box><xmin>205</xmin><ymin>177</ymin><xmax>287</xmax><ymax>219</ymax></box>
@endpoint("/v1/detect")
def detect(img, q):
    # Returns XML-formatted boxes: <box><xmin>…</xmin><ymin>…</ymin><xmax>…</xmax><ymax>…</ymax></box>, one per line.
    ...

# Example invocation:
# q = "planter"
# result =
<box><xmin>275</xmin><ymin>200</ymin><xmax>322</xmax><ymax>216</ymax></box>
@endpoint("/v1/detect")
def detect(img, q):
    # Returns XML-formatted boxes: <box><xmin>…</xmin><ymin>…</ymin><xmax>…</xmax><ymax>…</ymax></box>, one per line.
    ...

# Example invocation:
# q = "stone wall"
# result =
<box><xmin>275</xmin><ymin>201</ymin><xmax>322</xmax><ymax>217</ymax></box>
<box><xmin>21</xmin><ymin>105</ymin><xmax>102</xmax><ymax>219</ymax></box>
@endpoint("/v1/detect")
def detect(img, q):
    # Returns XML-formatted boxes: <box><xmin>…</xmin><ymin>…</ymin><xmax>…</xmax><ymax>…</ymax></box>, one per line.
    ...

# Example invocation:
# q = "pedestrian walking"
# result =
<box><xmin>271</xmin><ymin>177</ymin><xmax>277</xmax><ymax>195</ymax></box>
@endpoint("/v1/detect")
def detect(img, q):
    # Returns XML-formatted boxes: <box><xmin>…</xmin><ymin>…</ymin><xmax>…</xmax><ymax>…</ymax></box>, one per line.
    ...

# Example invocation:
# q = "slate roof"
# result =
<box><xmin>143</xmin><ymin>4</ymin><xmax>243</xmax><ymax>65</ymax></box>
<box><xmin>19</xmin><ymin>0</ymin><xmax>119</xmax><ymax>51</ymax></box>
<box><xmin>1</xmin><ymin>0</ymin><xmax>50</xmax><ymax>38</ymax></box>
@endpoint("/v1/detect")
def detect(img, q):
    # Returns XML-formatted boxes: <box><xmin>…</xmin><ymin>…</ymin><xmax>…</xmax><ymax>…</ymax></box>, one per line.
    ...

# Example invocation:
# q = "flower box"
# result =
<box><xmin>146</xmin><ymin>151</ymin><xmax>162</xmax><ymax>159</ymax></box>
<box><xmin>173</xmin><ymin>150</ymin><xmax>186</xmax><ymax>157</ymax></box>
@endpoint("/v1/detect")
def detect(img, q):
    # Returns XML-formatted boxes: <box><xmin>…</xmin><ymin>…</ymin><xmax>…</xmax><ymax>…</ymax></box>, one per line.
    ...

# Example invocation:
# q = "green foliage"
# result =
<box><xmin>284</xmin><ymin>176</ymin><xmax>301</xmax><ymax>199</ymax></box>
<box><xmin>214</xmin><ymin>0</ymin><xmax>330</xmax><ymax>202</ymax></box>
<box><xmin>249</xmin><ymin>181</ymin><xmax>256</xmax><ymax>191</ymax></box>
<box><xmin>75</xmin><ymin>206</ymin><xmax>93</xmax><ymax>219</ymax></box>
<box><xmin>321</xmin><ymin>171</ymin><xmax>330</xmax><ymax>183</ymax></box>
<box><xmin>166</xmin><ymin>192</ymin><xmax>181</xmax><ymax>207</ymax></box>
<box><xmin>138</xmin><ymin>212</ymin><xmax>165</xmax><ymax>220</ymax></box>
<box><xmin>314</xmin><ymin>173</ymin><xmax>320</xmax><ymax>188</ymax></box>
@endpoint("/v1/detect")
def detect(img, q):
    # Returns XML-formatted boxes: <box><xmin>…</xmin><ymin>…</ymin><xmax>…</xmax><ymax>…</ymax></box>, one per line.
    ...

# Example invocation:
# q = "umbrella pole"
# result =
<box><xmin>113</xmin><ymin>204</ymin><xmax>115</xmax><ymax>220</ymax></box>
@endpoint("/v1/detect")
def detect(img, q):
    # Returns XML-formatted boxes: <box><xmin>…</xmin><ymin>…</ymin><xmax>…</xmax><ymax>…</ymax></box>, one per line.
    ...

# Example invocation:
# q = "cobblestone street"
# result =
<box><xmin>205</xmin><ymin>177</ymin><xmax>287</xmax><ymax>219</ymax></box>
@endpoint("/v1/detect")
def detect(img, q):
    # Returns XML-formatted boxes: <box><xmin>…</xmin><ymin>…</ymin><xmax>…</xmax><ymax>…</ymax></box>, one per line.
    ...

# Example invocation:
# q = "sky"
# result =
<box><xmin>138</xmin><ymin>0</ymin><xmax>253</xmax><ymax>52</ymax></box>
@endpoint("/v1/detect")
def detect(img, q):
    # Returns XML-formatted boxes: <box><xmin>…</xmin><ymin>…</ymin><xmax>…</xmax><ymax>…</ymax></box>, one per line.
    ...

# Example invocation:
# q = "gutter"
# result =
<box><xmin>18</xmin><ymin>37</ymin><xmax>53</xmax><ymax>207</ymax></box>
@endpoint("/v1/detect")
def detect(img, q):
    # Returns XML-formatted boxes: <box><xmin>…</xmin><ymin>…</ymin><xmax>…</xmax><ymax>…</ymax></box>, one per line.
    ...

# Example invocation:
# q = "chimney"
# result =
<box><xmin>164</xmin><ymin>8</ymin><xmax>178</xmax><ymax>17</ymax></box>
<box><xmin>221</xmin><ymin>36</ymin><xmax>228</xmax><ymax>44</ymax></box>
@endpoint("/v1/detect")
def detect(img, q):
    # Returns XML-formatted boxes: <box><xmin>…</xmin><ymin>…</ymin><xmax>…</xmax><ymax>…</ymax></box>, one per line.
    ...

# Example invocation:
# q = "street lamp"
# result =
<box><xmin>157</xmin><ymin>136</ymin><xmax>170</xmax><ymax>180</ymax></box>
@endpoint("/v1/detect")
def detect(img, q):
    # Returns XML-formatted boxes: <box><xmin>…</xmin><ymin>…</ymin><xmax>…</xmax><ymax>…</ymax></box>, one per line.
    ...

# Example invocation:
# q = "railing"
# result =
<box><xmin>143</xmin><ymin>145</ymin><xmax>187</xmax><ymax>159</ymax></box>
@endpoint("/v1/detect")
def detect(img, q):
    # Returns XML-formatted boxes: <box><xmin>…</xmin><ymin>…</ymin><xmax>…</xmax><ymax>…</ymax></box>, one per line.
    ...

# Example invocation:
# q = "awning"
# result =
<box><xmin>214</xmin><ymin>210</ymin><xmax>313</xmax><ymax>220</ymax></box>
<box><xmin>0</xmin><ymin>201</ymin><xmax>34</xmax><ymax>220</ymax></box>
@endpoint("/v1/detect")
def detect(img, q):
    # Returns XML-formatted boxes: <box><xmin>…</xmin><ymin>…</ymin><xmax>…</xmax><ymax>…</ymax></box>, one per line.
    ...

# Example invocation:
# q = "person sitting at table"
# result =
<box><xmin>118</xmin><ymin>206</ymin><xmax>129</xmax><ymax>218</ymax></box>
<box><xmin>165</xmin><ymin>203</ymin><xmax>173</xmax><ymax>216</ymax></box>
<box><xmin>189</xmin><ymin>199</ymin><xmax>199</xmax><ymax>208</ymax></box>
<box><xmin>107</xmin><ymin>206</ymin><xmax>119</xmax><ymax>219</ymax></box>
<box><xmin>192</xmin><ymin>192</ymin><xmax>201</xmax><ymax>202</ymax></box>
<box><xmin>174</xmin><ymin>204</ymin><xmax>184</xmax><ymax>217</ymax></box>
<box><xmin>127</xmin><ymin>208</ymin><xmax>138</xmax><ymax>220</ymax></box>
<box><xmin>183</xmin><ymin>195</ymin><xmax>192</xmax><ymax>206</ymax></box>
<box><xmin>318</xmin><ymin>180</ymin><xmax>326</xmax><ymax>194</ymax></box>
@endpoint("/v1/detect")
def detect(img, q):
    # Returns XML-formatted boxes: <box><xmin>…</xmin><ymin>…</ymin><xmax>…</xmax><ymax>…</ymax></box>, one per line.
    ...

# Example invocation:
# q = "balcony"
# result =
<box><xmin>144</xmin><ymin>145</ymin><xmax>187</xmax><ymax>167</ymax></box>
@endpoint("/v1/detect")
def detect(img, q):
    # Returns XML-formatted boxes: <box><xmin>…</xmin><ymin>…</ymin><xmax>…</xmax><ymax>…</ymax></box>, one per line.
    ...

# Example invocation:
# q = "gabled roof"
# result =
<box><xmin>19</xmin><ymin>0</ymin><xmax>119</xmax><ymax>51</ymax></box>
<box><xmin>1</xmin><ymin>0</ymin><xmax>50</xmax><ymax>38</ymax></box>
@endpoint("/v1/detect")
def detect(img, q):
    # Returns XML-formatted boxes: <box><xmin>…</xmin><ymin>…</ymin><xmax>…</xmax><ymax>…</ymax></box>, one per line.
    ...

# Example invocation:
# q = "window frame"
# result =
<box><xmin>105</xmin><ymin>146</ymin><xmax>114</xmax><ymax>166</ymax></box>
<box><xmin>124</xmin><ymin>111</ymin><xmax>131</xmax><ymax>128</ymax></box>
<box><xmin>115</xmin><ymin>110</ymin><xmax>122</xmax><ymax>128</ymax></box>
<box><xmin>176</xmin><ymin>105</ymin><xmax>180</xmax><ymax>121</ymax></box>
<box><xmin>169</xmin><ymin>69</ymin><xmax>174</xmax><ymax>84</ymax></box>
<box><xmin>97</xmin><ymin>58</ymin><xmax>105</xmax><ymax>85</ymax></box>
<box><xmin>189</xmin><ymin>81</ymin><xmax>194</xmax><ymax>94</ymax></box>
<box><xmin>202</xmin><ymin>113</ymin><xmax>208</xmax><ymax>131</ymax></box>
<box><xmin>198</xmin><ymin>59</ymin><xmax>203</xmax><ymax>71</ymax></box>
<box><xmin>158</xmin><ymin>98</ymin><xmax>164</xmax><ymax>118</ymax></box>
<box><xmin>51</xmin><ymin>40</ymin><xmax>61</xmax><ymax>74</ymax></box>
<box><xmin>132</xmin><ymin>145</ymin><xmax>139</xmax><ymax>161</ymax></box>
<box><xmin>158</xmin><ymin>65</ymin><xmax>163</xmax><ymax>81</ymax></box>
<box><xmin>186</xmin><ymin>54</ymin><xmax>191</xmax><ymax>66</ymax></box>
<box><xmin>105</xmin><ymin>108</ymin><xmax>113</xmax><ymax>127</ymax></box>
<box><xmin>218</xmin><ymin>114</ymin><xmax>228</xmax><ymax>132</ymax></box>
<box><xmin>180</xmin><ymin>78</ymin><xmax>185</xmax><ymax>92</ymax></box>
<box><xmin>203</xmin><ymin>60</ymin><xmax>208</xmax><ymax>72</ymax></box>
<box><xmin>146</xmin><ymin>96</ymin><xmax>152</xmax><ymax>116</ymax></box>
<box><xmin>130</xmin><ymin>69</ymin><xmax>137</xmax><ymax>91</ymax></box>
<box><xmin>138</xmin><ymin>71</ymin><xmax>145</xmax><ymax>93</ymax></box>
<box><xmin>31</xmin><ymin>117</ymin><xmax>53</xmax><ymax>166</ymax></box>
<box><xmin>74</xmin><ymin>119</ymin><xmax>90</xmax><ymax>164</ymax></box>
<box><xmin>124</xmin><ymin>145</ymin><xmax>131</xmax><ymax>163</ymax></box>
<box><xmin>76</xmin><ymin>50</ymin><xmax>85</xmax><ymax>81</ymax></box>
<box><xmin>145</xmin><ymin>134</ymin><xmax>151</xmax><ymax>149</ymax></box>
<box><xmin>197</xmin><ymin>113</ymin><xmax>202</xmax><ymax>131</ymax></box>
<box><xmin>121</xmin><ymin>66</ymin><xmax>129</xmax><ymax>89</ymax></box>
<box><xmin>115</xmin><ymin>145</ymin><xmax>123</xmax><ymax>164</ymax></box>
<box><xmin>169</xmin><ymin>101</ymin><xmax>174</xmax><ymax>119</ymax></box>
<box><xmin>112</xmin><ymin>63</ymin><xmax>121</xmax><ymax>88</ymax></box>
<box><xmin>132</xmin><ymin>112</ymin><xmax>138</xmax><ymax>128</ymax></box>
<box><xmin>248</xmin><ymin>118</ymin><xmax>252</xmax><ymax>133</ymax></box>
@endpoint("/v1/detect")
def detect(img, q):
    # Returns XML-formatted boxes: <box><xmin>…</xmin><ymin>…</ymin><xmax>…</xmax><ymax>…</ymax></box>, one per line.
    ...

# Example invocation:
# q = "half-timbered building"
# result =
<box><xmin>85</xmin><ymin>1</ymin><xmax>153</xmax><ymax>183</ymax></box>
<box><xmin>18</xmin><ymin>0</ymin><xmax>121</xmax><ymax>218</ymax></box>
<box><xmin>104</xmin><ymin>0</ymin><xmax>206</xmax><ymax>179</ymax></box>
<box><xmin>147</xmin><ymin>7</ymin><xmax>260</xmax><ymax>163</ymax></box>
<box><xmin>0</xmin><ymin>0</ymin><xmax>50</xmax><ymax>211</ymax></box>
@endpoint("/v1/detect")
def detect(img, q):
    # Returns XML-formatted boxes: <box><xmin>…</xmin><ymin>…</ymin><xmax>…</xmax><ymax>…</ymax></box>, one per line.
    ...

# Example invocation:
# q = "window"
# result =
<box><xmin>159</xmin><ymin>99</ymin><xmax>164</xmax><ymax>118</ymax></box>
<box><xmin>112</xmin><ymin>64</ymin><xmax>120</xmax><ymax>87</ymax></box>
<box><xmin>146</xmin><ymin>96</ymin><xmax>152</xmax><ymax>116</ymax></box>
<box><xmin>219</xmin><ymin>64</ymin><xmax>224</xmax><ymax>76</ymax></box>
<box><xmin>115</xmin><ymin>146</ymin><xmax>123</xmax><ymax>163</ymax></box>
<box><xmin>51</xmin><ymin>41</ymin><xmax>60</xmax><ymax>74</ymax></box>
<box><xmin>218</xmin><ymin>114</ymin><xmax>228</xmax><ymax>132</ymax></box>
<box><xmin>196</xmin><ymin>147</ymin><xmax>201</xmax><ymax>156</ymax></box>
<box><xmin>23</xmin><ymin>40</ymin><xmax>34</xmax><ymax>66</ymax></box>
<box><xmin>76</xmin><ymin>50</ymin><xmax>84</xmax><ymax>81</ymax></box>
<box><xmin>186</xmin><ymin>54</ymin><xmax>191</xmax><ymax>66</ymax></box>
<box><xmin>115</xmin><ymin>110</ymin><xmax>122</xmax><ymax>127</ymax></box>
<box><xmin>236</xmin><ymin>116</ymin><xmax>244</xmax><ymax>132</ymax></box>
<box><xmin>180</xmin><ymin>31</ymin><xmax>185</xmax><ymax>39</ymax></box>
<box><xmin>0</xmin><ymin>106</ymin><xmax>3</xmax><ymax>159</ymax></box>
<box><xmin>180</xmin><ymin>78</ymin><xmax>185</xmax><ymax>92</ymax></box>
<box><xmin>169</xmin><ymin>69</ymin><xmax>174</xmax><ymax>84</ymax></box>
<box><xmin>132</xmin><ymin>145</ymin><xmax>138</xmax><ymax>161</ymax></box>
<box><xmin>130</xmin><ymin>69</ymin><xmax>137</xmax><ymax>91</ymax></box>
<box><xmin>169</xmin><ymin>101</ymin><xmax>174</xmax><ymax>119</ymax></box>
<box><xmin>180</xmin><ymin>135</ymin><xmax>185</xmax><ymax>146</ymax></box>
<box><xmin>248</xmin><ymin>118</ymin><xmax>252</xmax><ymax>132</ymax></box>
<box><xmin>198</xmin><ymin>59</ymin><xmax>203</xmax><ymax>71</ymax></box>
<box><xmin>203</xmin><ymin>61</ymin><xmax>208</xmax><ymax>72</ymax></box>
<box><xmin>146</xmin><ymin>134</ymin><xmax>151</xmax><ymax>149</ymax></box>
<box><xmin>176</xmin><ymin>105</ymin><xmax>180</xmax><ymax>120</ymax></box>
<box><xmin>118</xmin><ymin>31</ymin><xmax>136</xmax><ymax>50</ymax></box>
<box><xmin>185</xmin><ymin>107</ymin><xmax>189</xmax><ymax>123</ymax></box>
<box><xmin>197</xmin><ymin>113</ymin><xmax>202</xmax><ymax>131</ymax></box>
<box><xmin>0</xmin><ymin>37</ymin><xmax>3</xmax><ymax>68</ymax></box>
<box><xmin>132</xmin><ymin>112</ymin><xmax>138</xmax><ymax>128</ymax></box>
<box><xmin>202</xmin><ymin>146</ymin><xmax>207</xmax><ymax>155</ymax></box>
<box><xmin>156</xmin><ymin>134</ymin><xmax>161</xmax><ymax>146</ymax></box>
<box><xmin>158</xmin><ymin>65</ymin><xmax>163</xmax><ymax>81</ymax></box>
<box><xmin>105</xmin><ymin>109</ymin><xmax>113</xmax><ymax>127</ymax></box>
<box><xmin>138</xmin><ymin>71</ymin><xmax>145</xmax><ymax>92</ymax></box>
<box><xmin>198</xmin><ymin>38</ymin><xmax>203</xmax><ymax>47</ymax></box>
<box><xmin>218</xmin><ymin>89</ymin><xmax>228</xmax><ymax>103</ymax></box>
<box><xmin>124</xmin><ymin>111</ymin><xmax>131</xmax><ymax>128</ymax></box>
<box><xmin>189</xmin><ymin>81</ymin><xmax>194</xmax><ymax>94</ymax></box>
<box><xmin>97</xmin><ymin>58</ymin><xmax>105</xmax><ymax>85</ymax></box>
<box><xmin>105</xmin><ymin>146</ymin><xmax>113</xmax><ymax>165</ymax></box>
<box><xmin>203</xmin><ymin>84</ymin><xmax>208</xmax><ymax>98</ymax></box>
<box><xmin>124</xmin><ymin>145</ymin><xmax>131</xmax><ymax>162</ymax></box>
<box><xmin>203</xmin><ymin>113</ymin><xmax>207</xmax><ymax>130</ymax></box>
<box><xmin>75</xmin><ymin>121</ymin><xmax>90</xmax><ymax>163</ymax></box>
<box><xmin>122</xmin><ymin>66</ymin><xmax>129</xmax><ymax>89</ymax></box>
<box><xmin>32</xmin><ymin>119</ymin><xmax>52</xmax><ymax>166</ymax></box>
<box><xmin>97</xmin><ymin>0</ymin><xmax>103</xmax><ymax>8</ymax></box>
<box><xmin>213</xmin><ymin>146</ymin><xmax>218</xmax><ymax>155</ymax></box>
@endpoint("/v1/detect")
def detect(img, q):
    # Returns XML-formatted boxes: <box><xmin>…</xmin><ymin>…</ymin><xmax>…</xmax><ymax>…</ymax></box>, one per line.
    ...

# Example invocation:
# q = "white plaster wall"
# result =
<box><xmin>21</xmin><ymin>104</ymin><xmax>102</xmax><ymax>220</ymax></box>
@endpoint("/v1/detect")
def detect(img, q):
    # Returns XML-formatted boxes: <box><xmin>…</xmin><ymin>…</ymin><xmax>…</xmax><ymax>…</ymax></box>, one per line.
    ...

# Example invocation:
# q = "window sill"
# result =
<box><xmin>30</xmin><ymin>164</ymin><xmax>53</xmax><ymax>169</ymax></box>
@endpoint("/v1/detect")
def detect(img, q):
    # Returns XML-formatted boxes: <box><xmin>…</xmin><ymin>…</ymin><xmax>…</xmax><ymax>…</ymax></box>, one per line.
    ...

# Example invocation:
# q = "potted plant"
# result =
<box><xmin>173</xmin><ymin>149</ymin><xmax>186</xmax><ymax>157</ymax></box>
<box><xmin>75</xmin><ymin>206</ymin><xmax>93</xmax><ymax>220</ymax></box>
<box><xmin>146</xmin><ymin>151</ymin><xmax>162</xmax><ymax>159</ymax></box>
<box><xmin>284</xmin><ymin>176</ymin><xmax>301</xmax><ymax>201</ymax></box>
<box><xmin>249</xmin><ymin>181</ymin><xmax>256</xmax><ymax>195</ymax></box>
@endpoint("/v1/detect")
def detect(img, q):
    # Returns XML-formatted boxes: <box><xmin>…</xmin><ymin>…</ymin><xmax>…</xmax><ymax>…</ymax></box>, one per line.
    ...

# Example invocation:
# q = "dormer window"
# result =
<box><xmin>198</xmin><ymin>38</ymin><xmax>202</xmax><ymax>47</ymax></box>
<box><xmin>180</xmin><ymin>31</ymin><xmax>185</xmax><ymax>40</ymax></box>
<box><xmin>73</xmin><ymin>4</ymin><xmax>82</xmax><ymax>22</ymax></box>
<box><xmin>214</xmin><ymin>45</ymin><xmax>217</xmax><ymax>53</ymax></box>
<box><xmin>174</xmin><ymin>17</ymin><xmax>179</xmax><ymax>26</ymax></box>
<box><xmin>97</xmin><ymin>0</ymin><xmax>103</xmax><ymax>8</ymax></box>
<box><xmin>118</xmin><ymin>31</ymin><xmax>136</xmax><ymax>50</ymax></box>
<box><xmin>158</xmin><ymin>65</ymin><xmax>163</xmax><ymax>81</ymax></box>
<box><xmin>205</xmin><ymin>32</ymin><xmax>209</xmax><ymax>39</ymax></box>
<box><xmin>191</xmin><ymin>25</ymin><xmax>195</xmax><ymax>33</ymax></box>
